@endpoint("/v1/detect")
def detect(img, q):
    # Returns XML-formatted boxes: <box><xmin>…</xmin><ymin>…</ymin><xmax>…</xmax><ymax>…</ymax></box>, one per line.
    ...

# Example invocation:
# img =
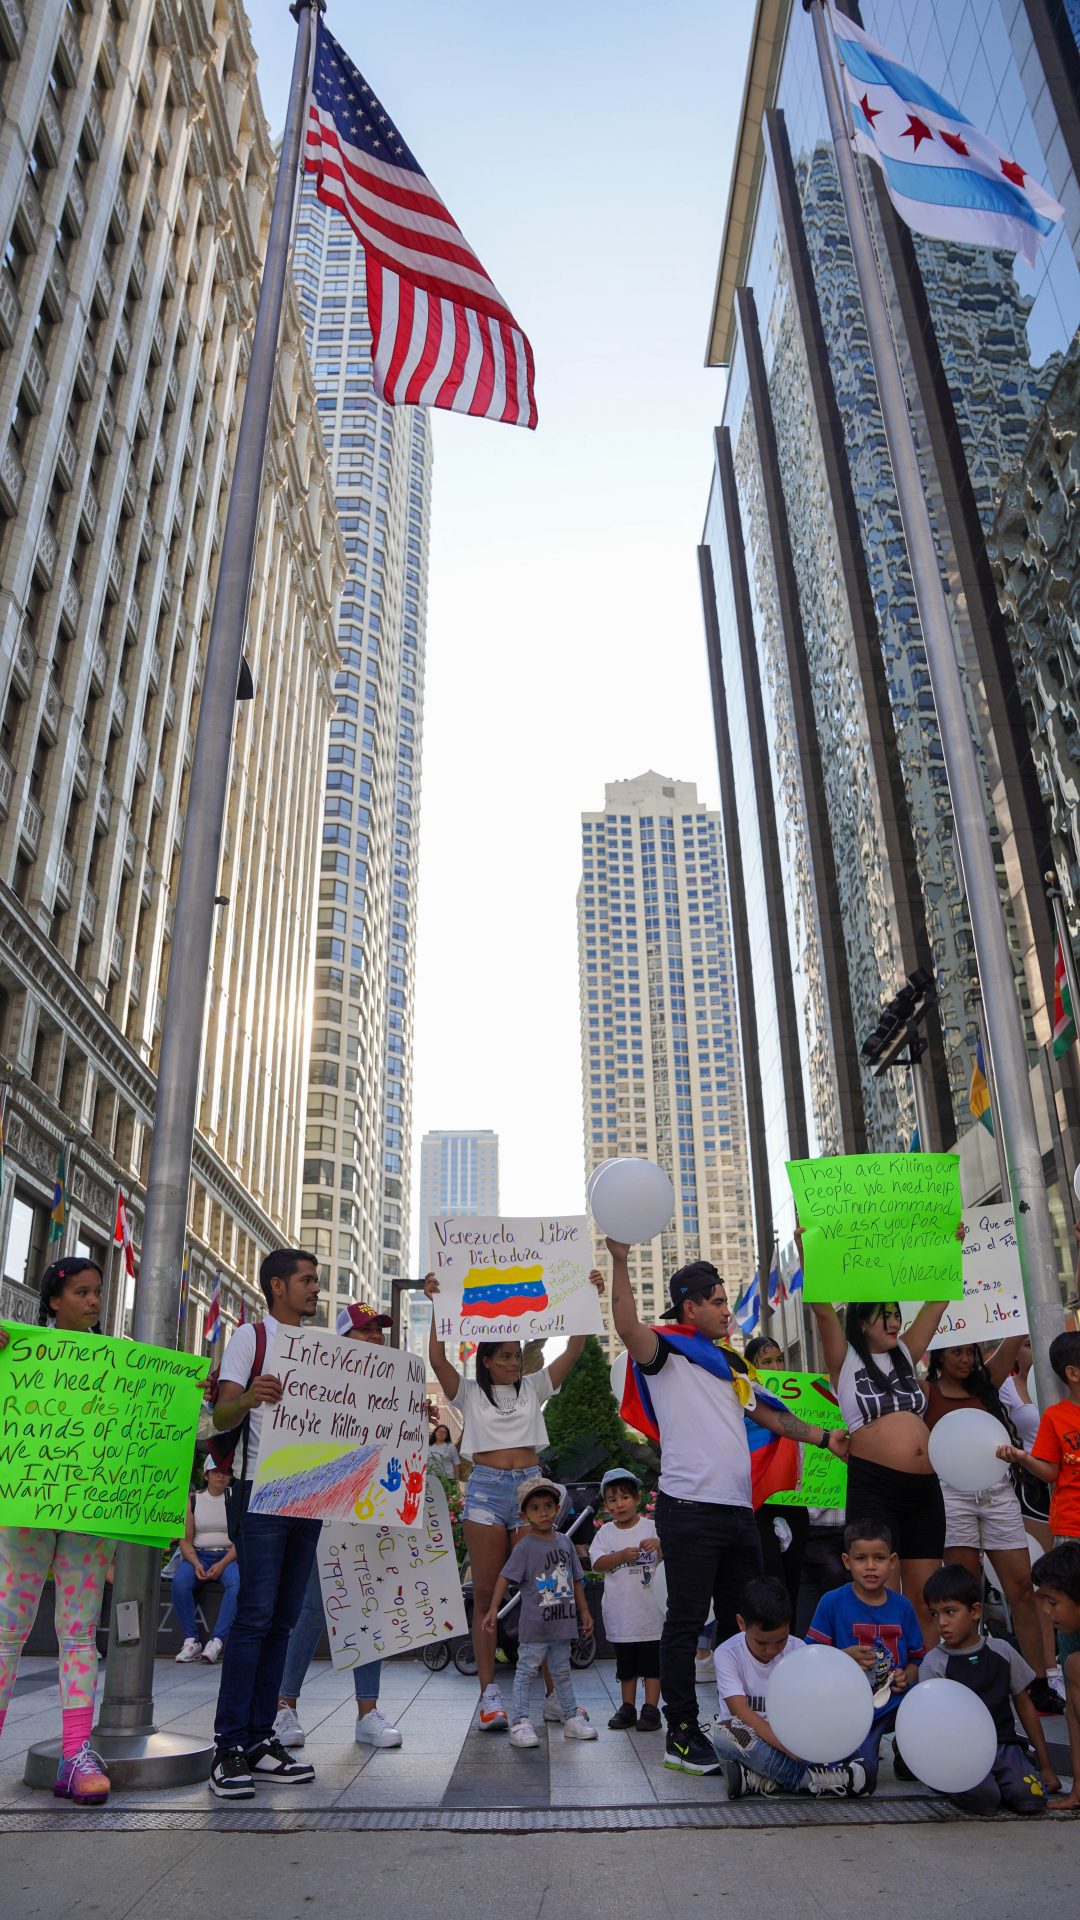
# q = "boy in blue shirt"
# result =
<box><xmin>806</xmin><ymin>1518</ymin><xmax>924</xmax><ymax>1790</ymax></box>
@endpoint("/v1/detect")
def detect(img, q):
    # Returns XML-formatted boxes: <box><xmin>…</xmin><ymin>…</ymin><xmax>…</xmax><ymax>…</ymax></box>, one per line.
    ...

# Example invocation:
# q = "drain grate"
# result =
<box><xmin>0</xmin><ymin>1797</ymin><xmax>995</xmax><ymax>1835</ymax></box>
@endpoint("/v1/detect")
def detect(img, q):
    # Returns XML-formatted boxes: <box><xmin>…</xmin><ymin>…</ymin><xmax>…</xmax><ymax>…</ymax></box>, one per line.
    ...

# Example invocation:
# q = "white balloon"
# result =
<box><xmin>765</xmin><ymin>1646</ymin><xmax>874</xmax><ymax>1763</ymax></box>
<box><xmin>587</xmin><ymin>1158</ymin><xmax>618</xmax><ymax>1204</ymax></box>
<box><xmin>894</xmin><ymin>1679</ymin><xmax>997</xmax><ymax>1793</ymax></box>
<box><xmin>609</xmin><ymin>1350</ymin><xmax>628</xmax><ymax>1403</ymax></box>
<box><xmin>590</xmin><ymin>1158</ymin><xmax>674</xmax><ymax>1244</ymax></box>
<box><xmin>927</xmin><ymin>1407</ymin><xmax>1010</xmax><ymax>1493</ymax></box>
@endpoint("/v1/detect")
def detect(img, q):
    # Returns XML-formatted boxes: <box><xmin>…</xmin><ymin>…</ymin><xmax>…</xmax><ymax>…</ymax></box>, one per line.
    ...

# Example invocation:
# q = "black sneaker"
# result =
<box><xmin>637</xmin><ymin>1704</ymin><xmax>663</xmax><ymax>1732</ymax></box>
<box><xmin>891</xmin><ymin>1740</ymin><xmax>916</xmax><ymax>1783</ymax></box>
<box><xmin>724</xmin><ymin>1756</ymin><xmax>746</xmax><ymax>1799</ymax></box>
<box><xmin>608</xmin><ymin>1703</ymin><xmax>638</xmax><ymax>1730</ymax></box>
<box><xmin>1029</xmin><ymin>1677</ymin><xmax>1062</xmax><ymax>1717</ymax></box>
<box><xmin>664</xmin><ymin>1724</ymin><xmax>721</xmax><ymax>1774</ymax></box>
<box><xmin>209</xmin><ymin>1745</ymin><xmax>254</xmax><ymax>1800</ymax></box>
<box><xmin>246</xmin><ymin>1736</ymin><xmax>315</xmax><ymax>1784</ymax></box>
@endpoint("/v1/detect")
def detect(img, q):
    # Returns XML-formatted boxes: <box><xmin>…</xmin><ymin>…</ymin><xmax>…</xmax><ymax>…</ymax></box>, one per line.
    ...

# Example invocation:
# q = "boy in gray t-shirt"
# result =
<box><xmin>481</xmin><ymin>1478</ymin><xmax>598</xmax><ymax>1748</ymax></box>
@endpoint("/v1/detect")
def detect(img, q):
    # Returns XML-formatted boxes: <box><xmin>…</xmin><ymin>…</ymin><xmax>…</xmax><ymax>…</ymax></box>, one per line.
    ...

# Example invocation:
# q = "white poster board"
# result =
<box><xmin>923</xmin><ymin>1203</ymin><xmax>1028</xmax><ymax>1349</ymax></box>
<box><xmin>249</xmin><ymin>1326</ymin><xmax>428</xmax><ymax>1526</ymax></box>
<box><xmin>426</xmin><ymin>1213</ymin><xmax>601</xmax><ymax>1342</ymax></box>
<box><xmin>318</xmin><ymin>1474</ymin><xmax>467</xmax><ymax>1667</ymax></box>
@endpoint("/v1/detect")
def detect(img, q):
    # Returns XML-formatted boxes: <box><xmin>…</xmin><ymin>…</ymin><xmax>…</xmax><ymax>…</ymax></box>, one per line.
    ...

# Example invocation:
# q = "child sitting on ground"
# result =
<box><xmin>481</xmin><ymin>1477</ymin><xmax>597</xmax><ymax>1748</ymax></box>
<box><xmin>590</xmin><ymin>1468</ymin><xmax>663</xmax><ymax>1732</ymax></box>
<box><xmin>919</xmin><ymin>1564</ymin><xmax>1056</xmax><ymax>1814</ymax></box>
<box><xmin>1032</xmin><ymin>1540</ymin><xmax>1080</xmax><ymax>1810</ymax></box>
<box><xmin>709</xmin><ymin>1575</ymin><xmax>866</xmax><ymax>1797</ymax></box>
<box><xmin>806</xmin><ymin>1518</ymin><xmax>924</xmax><ymax>1790</ymax></box>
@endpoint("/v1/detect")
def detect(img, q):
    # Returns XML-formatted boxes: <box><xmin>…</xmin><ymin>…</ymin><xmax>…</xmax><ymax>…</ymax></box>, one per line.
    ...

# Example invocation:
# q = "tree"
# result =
<box><xmin>543</xmin><ymin>1335</ymin><xmax>636</xmax><ymax>1480</ymax></box>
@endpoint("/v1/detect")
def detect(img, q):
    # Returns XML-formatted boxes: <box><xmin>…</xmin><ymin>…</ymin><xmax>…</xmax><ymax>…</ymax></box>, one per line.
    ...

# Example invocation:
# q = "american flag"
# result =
<box><xmin>205</xmin><ymin>1271</ymin><xmax>222</xmax><ymax>1346</ymax></box>
<box><xmin>304</xmin><ymin>20</ymin><xmax>536</xmax><ymax>429</ymax></box>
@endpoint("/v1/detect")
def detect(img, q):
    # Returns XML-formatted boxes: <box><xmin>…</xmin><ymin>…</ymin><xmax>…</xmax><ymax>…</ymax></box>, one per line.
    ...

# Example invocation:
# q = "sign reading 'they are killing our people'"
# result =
<box><xmin>787</xmin><ymin>1153</ymin><xmax>963</xmax><ymax>1302</ymax></box>
<box><xmin>249</xmin><ymin>1327</ymin><xmax>428</xmax><ymax>1528</ymax></box>
<box><xmin>426</xmin><ymin>1214</ymin><xmax>602</xmax><ymax>1342</ymax></box>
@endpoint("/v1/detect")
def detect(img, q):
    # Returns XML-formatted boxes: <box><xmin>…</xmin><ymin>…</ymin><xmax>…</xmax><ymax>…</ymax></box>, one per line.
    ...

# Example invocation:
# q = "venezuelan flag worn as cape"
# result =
<box><xmin>621</xmin><ymin>1326</ymin><xmax>800</xmax><ymax>1510</ymax></box>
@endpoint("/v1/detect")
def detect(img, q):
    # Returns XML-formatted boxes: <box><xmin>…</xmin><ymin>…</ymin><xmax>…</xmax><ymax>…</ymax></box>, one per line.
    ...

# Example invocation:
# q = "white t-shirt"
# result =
<box><xmin>713</xmin><ymin>1629</ymin><xmax>806</xmax><ymax>1718</ymax></box>
<box><xmin>451</xmin><ymin>1370</ymin><xmax>554</xmax><ymax>1459</ymax></box>
<box><xmin>591</xmin><ymin>1517</ymin><xmax>662</xmax><ymax>1642</ymax></box>
<box><xmin>217</xmin><ymin>1315</ymin><xmax>280</xmax><ymax>1477</ymax></box>
<box><xmin>639</xmin><ymin>1341</ymin><xmax>752</xmax><ymax>1506</ymax></box>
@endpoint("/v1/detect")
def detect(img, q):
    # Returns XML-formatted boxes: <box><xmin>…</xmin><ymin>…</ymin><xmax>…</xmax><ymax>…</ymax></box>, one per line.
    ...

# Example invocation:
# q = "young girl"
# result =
<box><xmin>0</xmin><ymin>1259</ymin><xmax>115</xmax><ymax>1804</ymax></box>
<box><xmin>428</xmin><ymin>1423</ymin><xmax>461</xmax><ymax>1481</ymax></box>
<box><xmin>924</xmin><ymin>1341</ymin><xmax>1058</xmax><ymax>1712</ymax></box>
<box><xmin>423</xmin><ymin>1267</ymin><xmax>605</xmax><ymax>1731</ymax></box>
<box><xmin>810</xmin><ymin>1296</ymin><xmax>947</xmax><ymax>1642</ymax></box>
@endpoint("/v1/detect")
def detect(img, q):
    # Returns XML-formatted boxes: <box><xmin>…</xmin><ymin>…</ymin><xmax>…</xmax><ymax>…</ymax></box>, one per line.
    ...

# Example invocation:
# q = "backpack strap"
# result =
<box><xmin>237</xmin><ymin>1319</ymin><xmax>268</xmax><ymax>1480</ymax></box>
<box><xmin>208</xmin><ymin>1318</ymin><xmax>269</xmax><ymax>1478</ymax></box>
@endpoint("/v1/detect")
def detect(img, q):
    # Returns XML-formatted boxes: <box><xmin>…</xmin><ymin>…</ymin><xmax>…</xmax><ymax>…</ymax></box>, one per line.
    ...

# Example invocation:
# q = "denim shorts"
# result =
<box><xmin>462</xmin><ymin>1463</ymin><xmax>537</xmax><ymax>1529</ymax></box>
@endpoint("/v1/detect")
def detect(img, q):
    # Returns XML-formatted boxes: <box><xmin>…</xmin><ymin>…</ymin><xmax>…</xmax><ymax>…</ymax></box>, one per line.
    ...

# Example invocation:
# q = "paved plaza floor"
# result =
<box><xmin>0</xmin><ymin>1652</ymin><xmax>1073</xmax><ymax>1832</ymax></box>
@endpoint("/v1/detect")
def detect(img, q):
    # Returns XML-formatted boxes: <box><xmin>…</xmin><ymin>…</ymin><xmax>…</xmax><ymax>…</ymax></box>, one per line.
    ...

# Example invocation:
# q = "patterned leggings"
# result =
<box><xmin>0</xmin><ymin>1528</ymin><xmax>114</xmax><ymax>1721</ymax></box>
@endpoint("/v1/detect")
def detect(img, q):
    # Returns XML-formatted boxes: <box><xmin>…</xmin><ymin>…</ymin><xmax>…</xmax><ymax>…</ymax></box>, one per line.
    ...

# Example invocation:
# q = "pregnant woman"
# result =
<box><xmin>424</xmin><ymin>1267</ymin><xmax>605</xmax><ymax>1731</ymax></box>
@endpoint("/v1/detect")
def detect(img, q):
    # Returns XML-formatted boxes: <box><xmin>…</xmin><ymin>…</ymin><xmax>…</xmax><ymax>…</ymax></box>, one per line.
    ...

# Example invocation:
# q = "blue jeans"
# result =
<box><xmin>848</xmin><ymin>1702</ymin><xmax>897</xmax><ymax>1792</ymax></box>
<box><xmin>709</xmin><ymin>1717</ymin><xmax>808</xmax><ymax>1791</ymax></box>
<box><xmin>513</xmin><ymin>1640</ymin><xmax>577</xmax><ymax>1724</ymax></box>
<box><xmin>213</xmin><ymin>1482</ymin><xmax>321</xmax><ymax>1751</ymax></box>
<box><xmin>172</xmin><ymin>1549</ymin><xmax>240</xmax><ymax>1642</ymax></box>
<box><xmin>280</xmin><ymin>1556</ymin><xmax>382</xmax><ymax>1704</ymax></box>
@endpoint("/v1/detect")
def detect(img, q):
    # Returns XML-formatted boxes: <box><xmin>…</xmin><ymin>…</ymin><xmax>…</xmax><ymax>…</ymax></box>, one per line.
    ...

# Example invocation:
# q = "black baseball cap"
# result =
<box><xmin>659</xmin><ymin>1261</ymin><xmax>725</xmax><ymax>1319</ymax></box>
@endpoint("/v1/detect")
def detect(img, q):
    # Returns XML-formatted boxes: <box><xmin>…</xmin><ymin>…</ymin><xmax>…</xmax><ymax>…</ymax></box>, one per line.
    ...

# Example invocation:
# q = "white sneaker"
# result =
<box><xmin>542</xmin><ymin>1695</ymin><xmax>565</xmax><ymax>1723</ymax></box>
<box><xmin>478</xmin><ymin>1685</ymin><xmax>508</xmax><ymax>1732</ymax></box>
<box><xmin>201</xmin><ymin>1637</ymin><xmax>224</xmax><ymax>1664</ymax></box>
<box><xmin>509</xmin><ymin>1720</ymin><xmax>540</xmax><ymax>1748</ymax></box>
<box><xmin>175</xmin><ymin>1637</ymin><xmax>203</xmax><ymax>1663</ymax></box>
<box><xmin>355</xmin><ymin>1708</ymin><xmax>402</xmax><ymax>1749</ymax></box>
<box><xmin>1049</xmin><ymin>1666</ymin><xmax>1066</xmax><ymax>1700</ymax></box>
<box><xmin>563</xmin><ymin>1711</ymin><xmax>598</xmax><ymax>1741</ymax></box>
<box><xmin>272</xmin><ymin>1704</ymin><xmax>305</xmax><ymax>1749</ymax></box>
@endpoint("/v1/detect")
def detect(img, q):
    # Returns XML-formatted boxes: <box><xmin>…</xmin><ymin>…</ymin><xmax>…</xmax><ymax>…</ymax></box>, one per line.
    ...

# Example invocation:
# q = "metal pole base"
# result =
<box><xmin>24</xmin><ymin>1730</ymin><xmax>212</xmax><ymax>1791</ymax></box>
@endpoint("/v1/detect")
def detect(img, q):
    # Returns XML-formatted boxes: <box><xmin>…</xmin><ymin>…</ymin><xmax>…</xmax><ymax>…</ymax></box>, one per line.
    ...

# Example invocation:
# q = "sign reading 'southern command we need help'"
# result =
<box><xmin>426</xmin><ymin>1213</ymin><xmax>602</xmax><ymax>1342</ymax></box>
<box><xmin>249</xmin><ymin>1327</ymin><xmax>428</xmax><ymax>1528</ymax></box>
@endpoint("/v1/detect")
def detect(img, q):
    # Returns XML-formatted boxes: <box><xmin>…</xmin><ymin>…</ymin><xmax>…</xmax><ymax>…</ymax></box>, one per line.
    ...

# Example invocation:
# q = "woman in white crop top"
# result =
<box><xmin>810</xmin><ymin>1290</ymin><xmax>949</xmax><ymax>1644</ymax></box>
<box><xmin>423</xmin><ymin>1266</ymin><xmax>605</xmax><ymax>1729</ymax></box>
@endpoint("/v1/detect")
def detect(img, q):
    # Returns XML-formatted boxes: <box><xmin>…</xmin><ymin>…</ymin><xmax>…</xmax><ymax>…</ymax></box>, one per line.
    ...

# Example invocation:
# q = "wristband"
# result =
<box><xmin>817</xmin><ymin>1427</ymin><xmax>829</xmax><ymax>1449</ymax></box>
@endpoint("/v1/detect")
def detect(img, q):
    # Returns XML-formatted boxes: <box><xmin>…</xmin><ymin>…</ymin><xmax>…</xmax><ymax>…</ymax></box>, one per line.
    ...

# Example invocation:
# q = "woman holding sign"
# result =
<box><xmin>809</xmin><ymin>1292</ymin><xmax>948</xmax><ymax>1643</ymax></box>
<box><xmin>0</xmin><ymin>1259</ymin><xmax>114</xmax><ymax>1805</ymax></box>
<box><xmin>423</xmin><ymin>1268</ymin><xmax>605</xmax><ymax>1731</ymax></box>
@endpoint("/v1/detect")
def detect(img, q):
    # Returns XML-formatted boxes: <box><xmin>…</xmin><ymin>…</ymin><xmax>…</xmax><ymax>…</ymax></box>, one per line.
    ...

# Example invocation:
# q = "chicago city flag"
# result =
<box><xmin>830</xmin><ymin>6</ymin><xmax>1064</xmax><ymax>265</ymax></box>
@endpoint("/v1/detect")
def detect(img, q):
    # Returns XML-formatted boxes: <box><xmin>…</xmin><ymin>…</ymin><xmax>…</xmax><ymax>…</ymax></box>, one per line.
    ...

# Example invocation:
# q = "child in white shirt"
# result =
<box><xmin>591</xmin><ymin>1470</ymin><xmax>664</xmax><ymax>1731</ymax></box>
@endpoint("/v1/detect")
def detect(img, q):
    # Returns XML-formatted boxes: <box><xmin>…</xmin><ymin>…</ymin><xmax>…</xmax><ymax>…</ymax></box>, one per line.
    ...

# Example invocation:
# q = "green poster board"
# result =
<box><xmin>786</xmin><ymin>1153</ymin><xmax>963</xmax><ymax>1302</ymax></box>
<box><xmin>756</xmin><ymin>1368</ymin><xmax>848</xmax><ymax>1510</ymax></box>
<box><xmin>0</xmin><ymin>1325</ymin><xmax>209</xmax><ymax>1547</ymax></box>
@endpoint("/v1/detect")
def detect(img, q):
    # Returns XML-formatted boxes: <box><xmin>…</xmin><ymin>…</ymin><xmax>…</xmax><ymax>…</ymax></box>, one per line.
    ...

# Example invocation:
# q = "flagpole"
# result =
<box><xmin>806</xmin><ymin>0</ymin><xmax>1063</xmax><ymax>1418</ymax></box>
<box><xmin>33</xmin><ymin>0</ymin><xmax>323</xmax><ymax>1794</ymax></box>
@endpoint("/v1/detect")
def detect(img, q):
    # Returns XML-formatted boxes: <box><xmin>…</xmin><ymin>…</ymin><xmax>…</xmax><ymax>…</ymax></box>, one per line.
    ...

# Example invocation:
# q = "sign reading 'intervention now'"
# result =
<box><xmin>0</xmin><ymin>1324</ymin><xmax>209</xmax><ymax>1546</ymax></box>
<box><xmin>786</xmin><ymin>1154</ymin><xmax>963</xmax><ymax>1302</ymax></box>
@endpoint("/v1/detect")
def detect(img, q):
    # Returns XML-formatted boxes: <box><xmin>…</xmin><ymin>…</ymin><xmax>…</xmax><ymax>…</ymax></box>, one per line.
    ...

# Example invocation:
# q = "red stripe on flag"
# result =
<box><xmin>470</xmin><ymin>316</ymin><xmax>497</xmax><ymax>418</ymax></box>
<box><xmin>404</xmin><ymin>298</ymin><xmax>445</xmax><ymax>405</ymax></box>
<box><xmin>435</xmin><ymin>308</ymin><xmax>472</xmax><ymax>412</ymax></box>
<box><xmin>383</xmin><ymin>277</ymin><xmax>416</xmax><ymax>402</ymax></box>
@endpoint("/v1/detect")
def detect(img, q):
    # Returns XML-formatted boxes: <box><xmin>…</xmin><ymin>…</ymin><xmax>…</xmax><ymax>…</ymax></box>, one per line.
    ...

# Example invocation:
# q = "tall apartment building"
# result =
<box><xmin>0</xmin><ymin>0</ymin><xmax>342</xmax><ymax>1342</ymax></box>
<box><xmin>699</xmin><ymin>0</ymin><xmax>1080</xmax><ymax>1286</ymax></box>
<box><xmin>292</xmin><ymin>172</ymin><xmax>432</xmax><ymax>1330</ymax></box>
<box><xmin>577</xmin><ymin>774</ymin><xmax>754</xmax><ymax>1356</ymax></box>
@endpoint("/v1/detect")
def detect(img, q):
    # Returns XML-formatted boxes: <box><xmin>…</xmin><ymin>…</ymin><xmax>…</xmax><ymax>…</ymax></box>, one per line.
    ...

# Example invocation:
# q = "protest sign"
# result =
<box><xmin>249</xmin><ymin>1326</ymin><xmax>428</xmax><ymax>1526</ymax></box>
<box><xmin>919</xmin><ymin>1204</ymin><xmax>1027</xmax><ymax>1348</ymax></box>
<box><xmin>0</xmin><ymin>1324</ymin><xmax>208</xmax><ymax>1546</ymax></box>
<box><xmin>317</xmin><ymin>1473</ymin><xmax>466</xmax><ymax>1667</ymax></box>
<box><xmin>787</xmin><ymin>1153</ymin><xmax>962</xmax><ymax>1303</ymax></box>
<box><xmin>426</xmin><ymin>1213</ymin><xmax>602</xmax><ymax>1342</ymax></box>
<box><xmin>755</xmin><ymin>1368</ymin><xmax>848</xmax><ymax>1509</ymax></box>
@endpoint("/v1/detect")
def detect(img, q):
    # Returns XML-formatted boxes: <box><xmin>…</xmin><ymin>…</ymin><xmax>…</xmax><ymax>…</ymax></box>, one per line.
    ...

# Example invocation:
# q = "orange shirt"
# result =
<box><xmin>1032</xmin><ymin>1399</ymin><xmax>1080</xmax><ymax>1539</ymax></box>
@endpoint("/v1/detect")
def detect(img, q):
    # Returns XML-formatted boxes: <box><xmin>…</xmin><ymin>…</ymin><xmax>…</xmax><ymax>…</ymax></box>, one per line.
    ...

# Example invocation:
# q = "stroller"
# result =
<box><xmin>423</xmin><ymin>1485</ymin><xmax>598</xmax><ymax>1674</ymax></box>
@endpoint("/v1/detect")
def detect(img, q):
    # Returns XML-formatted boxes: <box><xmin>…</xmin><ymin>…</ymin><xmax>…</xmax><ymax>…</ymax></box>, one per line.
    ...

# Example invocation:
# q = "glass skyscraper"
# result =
<box><xmin>293</xmin><ymin>173</ymin><xmax>432</xmax><ymax>1323</ymax></box>
<box><xmin>577</xmin><ymin>775</ymin><xmax>755</xmax><ymax>1354</ymax></box>
<box><xmin>701</xmin><ymin>0</ymin><xmax>1080</xmax><ymax>1279</ymax></box>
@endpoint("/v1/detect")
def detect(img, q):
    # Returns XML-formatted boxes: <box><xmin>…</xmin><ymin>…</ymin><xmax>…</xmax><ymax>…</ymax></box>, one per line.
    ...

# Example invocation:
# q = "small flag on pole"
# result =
<box><xmin>788</xmin><ymin>1265</ymin><xmax>803</xmax><ymax>1297</ymax></box>
<box><xmin>830</xmin><ymin>5</ymin><xmax>1064</xmax><ymax>266</ymax></box>
<box><xmin>49</xmin><ymin>1147</ymin><xmax>67</xmax><ymax>1245</ymax></box>
<box><xmin>114</xmin><ymin>1188</ymin><xmax>136</xmax><ymax>1278</ymax></box>
<box><xmin>205</xmin><ymin>1271</ymin><xmax>222</xmax><ymax>1346</ymax></box>
<box><xmin>1053</xmin><ymin>935</ymin><xmax>1077</xmax><ymax>1059</ymax></box>
<box><xmin>969</xmin><ymin>1037</ymin><xmax>994</xmax><ymax>1133</ymax></box>
<box><xmin>178</xmin><ymin>1246</ymin><xmax>189</xmax><ymax>1330</ymax></box>
<box><xmin>304</xmin><ymin>19</ymin><xmax>536</xmax><ymax>427</ymax></box>
<box><xmin>734</xmin><ymin>1273</ymin><xmax>760</xmax><ymax>1337</ymax></box>
<box><xmin>768</xmin><ymin>1253</ymin><xmax>786</xmax><ymax>1311</ymax></box>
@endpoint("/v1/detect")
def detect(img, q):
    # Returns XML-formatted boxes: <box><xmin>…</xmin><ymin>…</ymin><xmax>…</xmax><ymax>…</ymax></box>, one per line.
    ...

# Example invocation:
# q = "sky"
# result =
<box><xmin>244</xmin><ymin>0</ymin><xmax>755</xmax><ymax>1253</ymax></box>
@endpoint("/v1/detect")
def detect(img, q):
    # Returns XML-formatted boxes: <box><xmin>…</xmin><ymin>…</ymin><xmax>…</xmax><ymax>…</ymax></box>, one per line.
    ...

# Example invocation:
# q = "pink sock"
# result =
<box><xmin>61</xmin><ymin>1705</ymin><xmax>94</xmax><ymax>1758</ymax></box>
<box><xmin>0</xmin><ymin>1709</ymin><xmax>6</xmax><ymax>1737</ymax></box>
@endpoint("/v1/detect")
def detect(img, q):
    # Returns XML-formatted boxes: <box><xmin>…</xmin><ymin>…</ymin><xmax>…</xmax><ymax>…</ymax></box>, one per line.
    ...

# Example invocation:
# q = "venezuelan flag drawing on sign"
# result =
<box><xmin>620</xmin><ymin>1327</ymin><xmax>799</xmax><ymax>1510</ymax></box>
<box><xmin>459</xmin><ymin>1263</ymin><xmax>549</xmax><ymax>1323</ymax></box>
